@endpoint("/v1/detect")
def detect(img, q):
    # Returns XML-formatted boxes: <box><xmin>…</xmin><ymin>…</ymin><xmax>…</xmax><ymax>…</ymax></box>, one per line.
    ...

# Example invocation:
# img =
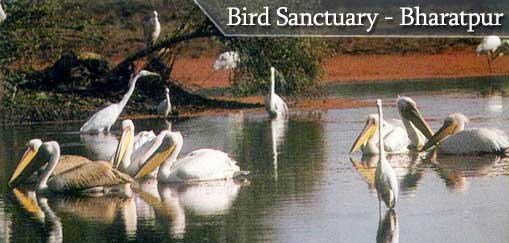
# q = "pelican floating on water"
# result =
<box><xmin>9</xmin><ymin>140</ymin><xmax>133</xmax><ymax>195</ymax></box>
<box><xmin>476</xmin><ymin>35</ymin><xmax>501</xmax><ymax>72</ymax></box>
<box><xmin>350</xmin><ymin>97</ymin><xmax>433</xmax><ymax>155</ymax></box>
<box><xmin>265</xmin><ymin>67</ymin><xmax>289</xmax><ymax>119</ymax></box>
<box><xmin>134</xmin><ymin>132</ymin><xmax>249</xmax><ymax>183</ymax></box>
<box><xmin>157</xmin><ymin>87</ymin><xmax>172</xmax><ymax>117</ymax></box>
<box><xmin>374</xmin><ymin>99</ymin><xmax>399</xmax><ymax>209</ymax></box>
<box><xmin>422</xmin><ymin>113</ymin><xmax>509</xmax><ymax>155</ymax></box>
<box><xmin>112</xmin><ymin>120</ymin><xmax>169</xmax><ymax>177</ymax></box>
<box><xmin>144</xmin><ymin>11</ymin><xmax>161</xmax><ymax>49</ymax></box>
<box><xmin>80</xmin><ymin>70</ymin><xmax>159</xmax><ymax>134</ymax></box>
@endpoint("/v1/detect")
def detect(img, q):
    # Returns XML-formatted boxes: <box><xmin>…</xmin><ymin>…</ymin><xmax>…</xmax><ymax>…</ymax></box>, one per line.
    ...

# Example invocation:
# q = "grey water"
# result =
<box><xmin>1</xmin><ymin>77</ymin><xmax>509</xmax><ymax>242</ymax></box>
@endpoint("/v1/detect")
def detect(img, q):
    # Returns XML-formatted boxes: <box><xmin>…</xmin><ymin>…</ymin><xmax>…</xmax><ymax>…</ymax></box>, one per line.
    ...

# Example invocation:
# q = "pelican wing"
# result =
<box><xmin>384</xmin><ymin>126</ymin><xmax>410</xmax><ymax>153</ymax></box>
<box><xmin>166</xmin><ymin>149</ymin><xmax>240</xmax><ymax>183</ymax></box>
<box><xmin>438</xmin><ymin>128</ymin><xmax>509</xmax><ymax>155</ymax></box>
<box><xmin>53</xmin><ymin>155</ymin><xmax>93</xmax><ymax>176</ymax></box>
<box><xmin>48</xmin><ymin>161</ymin><xmax>133</xmax><ymax>193</ymax></box>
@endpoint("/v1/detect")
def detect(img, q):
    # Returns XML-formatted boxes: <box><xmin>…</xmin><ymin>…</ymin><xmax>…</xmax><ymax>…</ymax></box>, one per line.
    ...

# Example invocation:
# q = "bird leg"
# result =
<box><xmin>487</xmin><ymin>53</ymin><xmax>493</xmax><ymax>73</ymax></box>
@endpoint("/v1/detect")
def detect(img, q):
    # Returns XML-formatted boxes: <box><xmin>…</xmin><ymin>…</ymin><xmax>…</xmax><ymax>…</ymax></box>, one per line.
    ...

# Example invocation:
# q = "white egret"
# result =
<box><xmin>476</xmin><ymin>35</ymin><xmax>501</xmax><ymax>72</ymax></box>
<box><xmin>134</xmin><ymin>132</ymin><xmax>249</xmax><ymax>183</ymax></box>
<box><xmin>112</xmin><ymin>120</ymin><xmax>169</xmax><ymax>177</ymax></box>
<box><xmin>374</xmin><ymin>99</ymin><xmax>399</xmax><ymax>210</ymax></box>
<box><xmin>213</xmin><ymin>51</ymin><xmax>240</xmax><ymax>70</ymax></box>
<box><xmin>0</xmin><ymin>0</ymin><xmax>6</xmax><ymax>23</ymax></box>
<box><xmin>157</xmin><ymin>87</ymin><xmax>172</xmax><ymax>117</ymax></box>
<box><xmin>80</xmin><ymin>70</ymin><xmax>159</xmax><ymax>134</ymax></box>
<box><xmin>265</xmin><ymin>67</ymin><xmax>289</xmax><ymax>119</ymax></box>
<box><xmin>422</xmin><ymin>113</ymin><xmax>509</xmax><ymax>155</ymax></box>
<box><xmin>350</xmin><ymin>97</ymin><xmax>433</xmax><ymax>155</ymax></box>
<box><xmin>8</xmin><ymin>140</ymin><xmax>133</xmax><ymax>195</ymax></box>
<box><xmin>144</xmin><ymin>11</ymin><xmax>161</xmax><ymax>49</ymax></box>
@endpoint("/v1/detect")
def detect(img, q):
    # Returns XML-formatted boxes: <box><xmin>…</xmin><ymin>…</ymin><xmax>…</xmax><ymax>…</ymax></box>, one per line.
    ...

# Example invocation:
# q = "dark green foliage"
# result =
<box><xmin>228</xmin><ymin>37</ymin><xmax>326</xmax><ymax>96</ymax></box>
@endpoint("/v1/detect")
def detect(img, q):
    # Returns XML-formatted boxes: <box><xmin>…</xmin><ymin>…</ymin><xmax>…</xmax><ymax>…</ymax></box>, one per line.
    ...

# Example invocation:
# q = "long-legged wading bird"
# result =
<box><xmin>476</xmin><ymin>35</ymin><xmax>501</xmax><ymax>72</ymax></box>
<box><xmin>374</xmin><ymin>99</ymin><xmax>399</xmax><ymax>210</ymax></box>
<box><xmin>112</xmin><ymin>120</ymin><xmax>170</xmax><ymax>177</ymax></box>
<box><xmin>8</xmin><ymin>140</ymin><xmax>133</xmax><ymax>195</ymax></box>
<box><xmin>265</xmin><ymin>67</ymin><xmax>289</xmax><ymax>119</ymax></box>
<box><xmin>350</xmin><ymin>97</ymin><xmax>433</xmax><ymax>155</ymax></box>
<box><xmin>0</xmin><ymin>0</ymin><xmax>6</xmax><ymax>23</ymax></box>
<box><xmin>144</xmin><ymin>11</ymin><xmax>161</xmax><ymax>49</ymax></box>
<box><xmin>133</xmin><ymin>132</ymin><xmax>249</xmax><ymax>183</ymax></box>
<box><xmin>80</xmin><ymin>70</ymin><xmax>160</xmax><ymax>134</ymax></box>
<box><xmin>157</xmin><ymin>87</ymin><xmax>172</xmax><ymax>117</ymax></box>
<box><xmin>421</xmin><ymin>113</ymin><xmax>509</xmax><ymax>155</ymax></box>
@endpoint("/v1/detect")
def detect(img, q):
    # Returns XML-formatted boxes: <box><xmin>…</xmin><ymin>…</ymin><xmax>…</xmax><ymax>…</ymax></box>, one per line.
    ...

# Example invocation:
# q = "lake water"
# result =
<box><xmin>2</xmin><ymin>77</ymin><xmax>509</xmax><ymax>242</ymax></box>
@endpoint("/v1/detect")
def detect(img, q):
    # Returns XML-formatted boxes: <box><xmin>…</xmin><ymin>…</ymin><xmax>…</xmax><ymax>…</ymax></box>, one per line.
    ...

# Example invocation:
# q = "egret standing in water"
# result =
<box><xmin>422</xmin><ymin>113</ymin><xmax>509</xmax><ymax>155</ymax></box>
<box><xmin>0</xmin><ymin>0</ymin><xmax>6</xmax><ymax>23</ymax></box>
<box><xmin>374</xmin><ymin>99</ymin><xmax>399</xmax><ymax>210</ymax></box>
<box><xmin>476</xmin><ymin>35</ymin><xmax>501</xmax><ymax>72</ymax></box>
<box><xmin>157</xmin><ymin>87</ymin><xmax>172</xmax><ymax>117</ymax></box>
<box><xmin>265</xmin><ymin>67</ymin><xmax>289</xmax><ymax>119</ymax></box>
<box><xmin>144</xmin><ymin>11</ymin><xmax>161</xmax><ymax>49</ymax></box>
<box><xmin>80</xmin><ymin>70</ymin><xmax>159</xmax><ymax>134</ymax></box>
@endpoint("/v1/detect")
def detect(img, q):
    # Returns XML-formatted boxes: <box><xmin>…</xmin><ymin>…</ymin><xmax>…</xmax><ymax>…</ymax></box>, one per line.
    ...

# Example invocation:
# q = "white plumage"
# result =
<box><xmin>134</xmin><ymin>132</ymin><xmax>249</xmax><ymax>183</ymax></box>
<box><xmin>157</xmin><ymin>87</ymin><xmax>172</xmax><ymax>117</ymax></box>
<box><xmin>0</xmin><ymin>1</ymin><xmax>6</xmax><ymax>23</ymax></box>
<box><xmin>476</xmin><ymin>35</ymin><xmax>501</xmax><ymax>72</ymax></box>
<box><xmin>265</xmin><ymin>67</ymin><xmax>289</xmax><ymax>119</ymax></box>
<box><xmin>144</xmin><ymin>11</ymin><xmax>161</xmax><ymax>49</ymax></box>
<box><xmin>423</xmin><ymin>113</ymin><xmax>509</xmax><ymax>155</ymax></box>
<box><xmin>80</xmin><ymin>70</ymin><xmax>159</xmax><ymax>134</ymax></box>
<box><xmin>213</xmin><ymin>51</ymin><xmax>240</xmax><ymax>70</ymax></box>
<box><xmin>374</xmin><ymin>99</ymin><xmax>399</xmax><ymax>209</ymax></box>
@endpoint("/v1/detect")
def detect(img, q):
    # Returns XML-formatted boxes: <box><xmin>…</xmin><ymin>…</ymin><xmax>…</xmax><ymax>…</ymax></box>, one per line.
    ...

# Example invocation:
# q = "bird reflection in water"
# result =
<box><xmin>351</xmin><ymin>154</ymin><xmax>425</xmax><ymax>197</ymax></box>
<box><xmin>80</xmin><ymin>133</ymin><xmax>119</xmax><ymax>161</ymax></box>
<box><xmin>376</xmin><ymin>209</ymin><xmax>399</xmax><ymax>243</ymax></box>
<box><xmin>425</xmin><ymin>153</ymin><xmax>506</xmax><ymax>192</ymax></box>
<box><xmin>271</xmin><ymin>117</ymin><xmax>288</xmax><ymax>181</ymax></box>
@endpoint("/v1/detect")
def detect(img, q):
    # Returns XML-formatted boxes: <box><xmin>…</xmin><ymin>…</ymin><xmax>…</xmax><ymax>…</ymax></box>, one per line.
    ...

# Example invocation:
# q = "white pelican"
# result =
<box><xmin>157</xmin><ymin>87</ymin><xmax>172</xmax><ymax>117</ymax></box>
<box><xmin>396</xmin><ymin>96</ymin><xmax>434</xmax><ymax>151</ymax></box>
<box><xmin>144</xmin><ymin>11</ymin><xmax>161</xmax><ymax>49</ymax></box>
<box><xmin>213</xmin><ymin>51</ymin><xmax>240</xmax><ymax>70</ymax></box>
<box><xmin>422</xmin><ymin>113</ymin><xmax>509</xmax><ymax>155</ymax></box>
<box><xmin>0</xmin><ymin>0</ymin><xmax>6</xmax><ymax>23</ymax></box>
<box><xmin>265</xmin><ymin>67</ymin><xmax>289</xmax><ymax>119</ymax></box>
<box><xmin>350</xmin><ymin>97</ymin><xmax>433</xmax><ymax>155</ymax></box>
<box><xmin>80</xmin><ymin>70</ymin><xmax>159</xmax><ymax>134</ymax></box>
<box><xmin>9</xmin><ymin>140</ymin><xmax>133</xmax><ymax>195</ymax></box>
<box><xmin>350</xmin><ymin>114</ymin><xmax>410</xmax><ymax>155</ymax></box>
<box><xmin>476</xmin><ymin>35</ymin><xmax>501</xmax><ymax>72</ymax></box>
<box><xmin>112</xmin><ymin>120</ymin><xmax>169</xmax><ymax>176</ymax></box>
<box><xmin>134</xmin><ymin>132</ymin><xmax>249</xmax><ymax>183</ymax></box>
<box><xmin>374</xmin><ymin>99</ymin><xmax>399</xmax><ymax>209</ymax></box>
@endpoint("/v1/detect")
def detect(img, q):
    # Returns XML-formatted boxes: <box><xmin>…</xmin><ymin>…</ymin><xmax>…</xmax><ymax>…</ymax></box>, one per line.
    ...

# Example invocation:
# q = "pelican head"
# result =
<box><xmin>397</xmin><ymin>97</ymin><xmax>433</xmax><ymax>140</ymax></box>
<box><xmin>350</xmin><ymin>114</ymin><xmax>386</xmax><ymax>154</ymax></box>
<box><xmin>422</xmin><ymin>113</ymin><xmax>469</xmax><ymax>151</ymax></box>
<box><xmin>134</xmin><ymin>132</ymin><xmax>183</xmax><ymax>179</ymax></box>
<box><xmin>8</xmin><ymin>139</ymin><xmax>43</xmax><ymax>186</ymax></box>
<box><xmin>112</xmin><ymin>120</ymin><xmax>135</xmax><ymax>169</ymax></box>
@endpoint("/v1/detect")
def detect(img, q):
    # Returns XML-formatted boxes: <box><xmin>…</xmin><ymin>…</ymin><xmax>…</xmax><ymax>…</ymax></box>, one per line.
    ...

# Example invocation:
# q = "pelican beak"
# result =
<box><xmin>9</xmin><ymin>146</ymin><xmax>39</xmax><ymax>186</ymax></box>
<box><xmin>402</xmin><ymin>105</ymin><xmax>433</xmax><ymax>140</ymax></box>
<box><xmin>134</xmin><ymin>143</ymin><xmax>176</xmax><ymax>179</ymax></box>
<box><xmin>113</xmin><ymin>127</ymin><xmax>132</xmax><ymax>169</ymax></box>
<box><xmin>421</xmin><ymin>122</ymin><xmax>457</xmax><ymax>151</ymax></box>
<box><xmin>350</xmin><ymin>119</ymin><xmax>377</xmax><ymax>154</ymax></box>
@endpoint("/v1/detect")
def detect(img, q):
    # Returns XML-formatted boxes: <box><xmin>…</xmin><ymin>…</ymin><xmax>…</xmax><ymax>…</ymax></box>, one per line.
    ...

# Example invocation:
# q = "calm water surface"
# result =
<box><xmin>2</xmin><ymin>77</ymin><xmax>509</xmax><ymax>242</ymax></box>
